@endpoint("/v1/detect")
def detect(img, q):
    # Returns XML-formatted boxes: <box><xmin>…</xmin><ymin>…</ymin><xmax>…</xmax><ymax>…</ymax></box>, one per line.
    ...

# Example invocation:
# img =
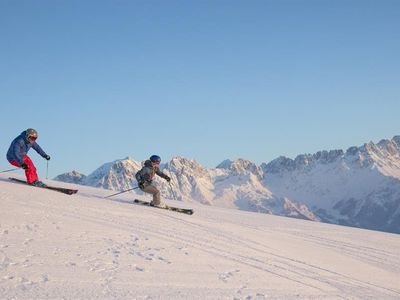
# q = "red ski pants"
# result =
<box><xmin>9</xmin><ymin>155</ymin><xmax>38</xmax><ymax>184</ymax></box>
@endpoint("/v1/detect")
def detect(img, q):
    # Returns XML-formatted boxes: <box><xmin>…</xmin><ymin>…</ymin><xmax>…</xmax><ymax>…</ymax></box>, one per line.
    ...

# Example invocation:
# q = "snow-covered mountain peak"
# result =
<box><xmin>346</xmin><ymin>146</ymin><xmax>359</xmax><ymax>156</ymax></box>
<box><xmin>312</xmin><ymin>149</ymin><xmax>344</xmax><ymax>164</ymax></box>
<box><xmin>261</xmin><ymin>156</ymin><xmax>296</xmax><ymax>174</ymax></box>
<box><xmin>125</xmin><ymin>155</ymin><xmax>135</xmax><ymax>161</ymax></box>
<box><xmin>217</xmin><ymin>158</ymin><xmax>263</xmax><ymax>178</ymax></box>
<box><xmin>83</xmin><ymin>157</ymin><xmax>142</xmax><ymax>190</ymax></box>
<box><xmin>264</xmin><ymin>136</ymin><xmax>400</xmax><ymax>176</ymax></box>
<box><xmin>393</xmin><ymin>135</ymin><xmax>400</xmax><ymax>146</ymax></box>
<box><xmin>216</xmin><ymin>159</ymin><xmax>232</xmax><ymax>169</ymax></box>
<box><xmin>347</xmin><ymin>137</ymin><xmax>400</xmax><ymax>173</ymax></box>
<box><xmin>166</xmin><ymin>156</ymin><xmax>206</xmax><ymax>176</ymax></box>
<box><xmin>262</xmin><ymin>150</ymin><xmax>346</xmax><ymax>175</ymax></box>
<box><xmin>359</xmin><ymin>137</ymin><xmax>400</xmax><ymax>158</ymax></box>
<box><xmin>54</xmin><ymin>135</ymin><xmax>400</xmax><ymax>233</ymax></box>
<box><xmin>53</xmin><ymin>170</ymin><xmax>87</xmax><ymax>184</ymax></box>
<box><xmin>377</xmin><ymin>138</ymin><xmax>400</xmax><ymax>157</ymax></box>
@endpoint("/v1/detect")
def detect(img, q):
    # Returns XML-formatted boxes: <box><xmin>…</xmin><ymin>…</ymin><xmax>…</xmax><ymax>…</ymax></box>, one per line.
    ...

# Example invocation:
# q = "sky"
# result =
<box><xmin>1</xmin><ymin>0</ymin><xmax>399</xmax><ymax>178</ymax></box>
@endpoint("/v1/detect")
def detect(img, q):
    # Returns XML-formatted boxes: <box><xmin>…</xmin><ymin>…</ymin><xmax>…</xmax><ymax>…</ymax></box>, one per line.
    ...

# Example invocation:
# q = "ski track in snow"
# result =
<box><xmin>120</xmin><ymin>210</ymin><xmax>399</xmax><ymax>298</ymax></box>
<box><xmin>1</xmin><ymin>174</ymin><xmax>400</xmax><ymax>299</ymax></box>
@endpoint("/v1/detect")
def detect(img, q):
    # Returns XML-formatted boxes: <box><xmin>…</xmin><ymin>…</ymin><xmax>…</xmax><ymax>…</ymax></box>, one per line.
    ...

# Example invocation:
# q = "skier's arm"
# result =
<box><xmin>32</xmin><ymin>142</ymin><xmax>48</xmax><ymax>158</ymax></box>
<box><xmin>156</xmin><ymin>169</ymin><xmax>170</xmax><ymax>181</ymax></box>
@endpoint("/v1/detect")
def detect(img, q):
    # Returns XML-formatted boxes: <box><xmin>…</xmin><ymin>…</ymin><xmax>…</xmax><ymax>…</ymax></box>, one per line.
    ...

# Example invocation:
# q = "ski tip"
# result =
<box><xmin>9</xmin><ymin>177</ymin><xmax>24</xmax><ymax>182</ymax></box>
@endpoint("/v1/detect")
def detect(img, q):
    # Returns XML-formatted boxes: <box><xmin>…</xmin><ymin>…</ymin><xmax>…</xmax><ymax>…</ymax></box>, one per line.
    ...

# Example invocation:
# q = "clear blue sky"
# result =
<box><xmin>1</xmin><ymin>0</ymin><xmax>399</xmax><ymax>177</ymax></box>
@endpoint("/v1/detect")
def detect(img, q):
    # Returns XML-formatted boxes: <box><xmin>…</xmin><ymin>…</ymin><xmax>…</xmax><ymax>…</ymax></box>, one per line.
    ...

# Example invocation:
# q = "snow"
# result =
<box><xmin>1</xmin><ymin>173</ymin><xmax>400</xmax><ymax>299</ymax></box>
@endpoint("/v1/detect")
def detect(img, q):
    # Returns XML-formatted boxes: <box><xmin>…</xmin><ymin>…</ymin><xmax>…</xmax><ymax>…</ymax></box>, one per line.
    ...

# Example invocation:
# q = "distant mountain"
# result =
<box><xmin>53</xmin><ymin>170</ymin><xmax>86</xmax><ymax>184</ymax></box>
<box><xmin>55</xmin><ymin>157</ymin><xmax>142</xmax><ymax>191</ymax></box>
<box><xmin>165</xmin><ymin>157</ymin><xmax>318</xmax><ymax>221</ymax></box>
<box><xmin>262</xmin><ymin>136</ymin><xmax>400</xmax><ymax>233</ymax></box>
<box><xmin>84</xmin><ymin>156</ymin><xmax>142</xmax><ymax>191</ymax></box>
<box><xmin>55</xmin><ymin>136</ymin><xmax>400</xmax><ymax>233</ymax></box>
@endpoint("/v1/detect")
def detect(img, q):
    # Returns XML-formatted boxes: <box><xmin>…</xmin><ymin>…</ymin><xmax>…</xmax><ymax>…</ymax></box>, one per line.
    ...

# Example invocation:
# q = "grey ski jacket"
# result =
<box><xmin>135</xmin><ymin>160</ymin><xmax>169</xmax><ymax>185</ymax></box>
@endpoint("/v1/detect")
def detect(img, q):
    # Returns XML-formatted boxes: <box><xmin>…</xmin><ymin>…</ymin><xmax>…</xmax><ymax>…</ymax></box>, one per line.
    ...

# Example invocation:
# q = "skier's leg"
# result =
<box><xmin>9</xmin><ymin>160</ymin><xmax>21</xmax><ymax>168</ymax></box>
<box><xmin>22</xmin><ymin>156</ymin><xmax>39</xmax><ymax>184</ymax></box>
<box><xmin>142</xmin><ymin>185</ymin><xmax>161</xmax><ymax>206</ymax></box>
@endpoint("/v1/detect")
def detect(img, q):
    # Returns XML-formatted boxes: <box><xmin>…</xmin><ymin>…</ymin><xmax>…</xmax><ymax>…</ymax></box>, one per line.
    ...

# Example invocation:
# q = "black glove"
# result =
<box><xmin>44</xmin><ymin>155</ymin><xmax>51</xmax><ymax>161</ymax></box>
<box><xmin>139</xmin><ymin>182</ymin><xmax>145</xmax><ymax>189</ymax></box>
<box><xmin>165</xmin><ymin>175</ymin><xmax>171</xmax><ymax>182</ymax></box>
<box><xmin>21</xmin><ymin>163</ymin><xmax>29</xmax><ymax>170</ymax></box>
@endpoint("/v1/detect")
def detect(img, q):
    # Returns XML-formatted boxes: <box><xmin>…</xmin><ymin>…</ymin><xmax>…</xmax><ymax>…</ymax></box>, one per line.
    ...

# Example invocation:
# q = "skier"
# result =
<box><xmin>135</xmin><ymin>155</ymin><xmax>171</xmax><ymax>206</ymax></box>
<box><xmin>7</xmin><ymin>128</ymin><xmax>50</xmax><ymax>187</ymax></box>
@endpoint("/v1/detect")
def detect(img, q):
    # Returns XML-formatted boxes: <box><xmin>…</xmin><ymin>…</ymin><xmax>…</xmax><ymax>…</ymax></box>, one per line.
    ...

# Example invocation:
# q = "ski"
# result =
<box><xmin>9</xmin><ymin>177</ymin><xmax>78</xmax><ymax>195</ymax></box>
<box><xmin>133</xmin><ymin>199</ymin><xmax>194</xmax><ymax>215</ymax></box>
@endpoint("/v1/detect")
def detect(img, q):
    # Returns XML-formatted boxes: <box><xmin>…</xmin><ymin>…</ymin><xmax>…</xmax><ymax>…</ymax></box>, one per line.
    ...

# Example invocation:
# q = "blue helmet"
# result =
<box><xmin>150</xmin><ymin>155</ymin><xmax>161</xmax><ymax>163</ymax></box>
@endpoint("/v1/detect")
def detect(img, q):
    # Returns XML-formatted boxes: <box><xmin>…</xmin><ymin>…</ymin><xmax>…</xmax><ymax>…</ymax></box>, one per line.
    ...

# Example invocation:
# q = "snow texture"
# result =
<box><xmin>1</xmin><ymin>173</ymin><xmax>400</xmax><ymax>299</ymax></box>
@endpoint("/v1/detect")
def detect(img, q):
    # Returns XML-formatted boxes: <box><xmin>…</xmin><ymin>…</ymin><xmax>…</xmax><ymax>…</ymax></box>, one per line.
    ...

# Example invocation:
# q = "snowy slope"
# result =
<box><xmin>1</xmin><ymin>173</ymin><xmax>400</xmax><ymax>299</ymax></box>
<box><xmin>0</xmin><ymin>176</ymin><xmax>400</xmax><ymax>299</ymax></box>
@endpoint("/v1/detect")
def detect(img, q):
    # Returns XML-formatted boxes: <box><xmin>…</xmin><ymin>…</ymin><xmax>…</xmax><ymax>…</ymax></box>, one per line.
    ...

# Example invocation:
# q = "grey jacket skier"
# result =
<box><xmin>135</xmin><ymin>155</ymin><xmax>171</xmax><ymax>206</ymax></box>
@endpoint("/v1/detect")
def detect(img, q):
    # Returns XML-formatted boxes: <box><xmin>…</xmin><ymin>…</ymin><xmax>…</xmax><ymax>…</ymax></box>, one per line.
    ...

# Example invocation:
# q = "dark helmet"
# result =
<box><xmin>26</xmin><ymin>128</ymin><xmax>38</xmax><ymax>140</ymax></box>
<box><xmin>150</xmin><ymin>155</ymin><xmax>161</xmax><ymax>163</ymax></box>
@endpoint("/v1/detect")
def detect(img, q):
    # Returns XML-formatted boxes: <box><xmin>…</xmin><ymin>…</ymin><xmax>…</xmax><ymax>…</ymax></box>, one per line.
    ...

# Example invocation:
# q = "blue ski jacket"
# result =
<box><xmin>6</xmin><ymin>131</ymin><xmax>48</xmax><ymax>165</ymax></box>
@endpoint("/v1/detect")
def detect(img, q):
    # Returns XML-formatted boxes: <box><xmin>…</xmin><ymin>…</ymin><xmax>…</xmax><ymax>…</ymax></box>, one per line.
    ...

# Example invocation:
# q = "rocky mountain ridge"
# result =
<box><xmin>54</xmin><ymin>136</ymin><xmax>400</xmax><ymax>233</ymax></box>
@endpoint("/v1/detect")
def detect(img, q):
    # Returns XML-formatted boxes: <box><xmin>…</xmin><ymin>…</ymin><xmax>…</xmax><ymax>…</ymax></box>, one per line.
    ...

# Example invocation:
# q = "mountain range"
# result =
<box><xmin>54</xmin><ymin>136</ymin><xmax>400</xmax><ymax>234</ymax></box>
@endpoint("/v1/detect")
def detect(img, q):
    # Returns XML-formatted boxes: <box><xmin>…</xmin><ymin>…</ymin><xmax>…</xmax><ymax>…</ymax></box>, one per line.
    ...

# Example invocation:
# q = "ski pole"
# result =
<box><xmin>104</xmin><ymin>187</ymin><xmax>139</xmax><ymax>198</ymax></box>
<box><xmin>46</xmin><ymin>160</ymin><xmax>49</xmax><ymax>179</ymax></box>
<box><xmin>0</xmin><ymin>168</ymin><xmax>19</xmax><ymax>174</ymax></box>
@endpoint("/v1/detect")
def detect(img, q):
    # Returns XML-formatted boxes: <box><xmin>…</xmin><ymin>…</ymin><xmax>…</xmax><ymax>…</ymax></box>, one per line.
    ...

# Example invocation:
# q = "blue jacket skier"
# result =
<box><xmin>7</xmin><ymin>128</ymin><xmax>50</xmax><ymax>186</ymax></box>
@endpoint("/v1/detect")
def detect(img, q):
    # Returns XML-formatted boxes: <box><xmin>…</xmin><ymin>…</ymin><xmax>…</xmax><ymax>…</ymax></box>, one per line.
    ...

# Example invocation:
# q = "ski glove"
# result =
<box><xmin>21</xmin><ymin>163</ymin><xmax>29</xmax><ymax>170</ymax></box>
<box><xmin>44</xmin><ymin>155</ymin><xmax>51</xmax><ymax>161</ymax></box>
<box><xmin>164</xmin><ymin>175</ymin><xmax>171</xmax><ymax>182</ymax></box>
<box><xmin>139</xmin><ymin>182</ymin><xmax>145</xmax><ymax>189</ymax></box>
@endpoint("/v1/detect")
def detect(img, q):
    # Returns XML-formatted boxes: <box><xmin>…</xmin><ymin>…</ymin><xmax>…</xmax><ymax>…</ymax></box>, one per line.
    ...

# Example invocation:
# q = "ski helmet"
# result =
<box><xmin>26</xmin><ymin>128</ymin><xmax>38</xmax><ymax>140</ymax></box>
<box><xmin>150</xmin><ymin>155</ymin><xmax>161</xmax><ymax>163</ymax></box>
